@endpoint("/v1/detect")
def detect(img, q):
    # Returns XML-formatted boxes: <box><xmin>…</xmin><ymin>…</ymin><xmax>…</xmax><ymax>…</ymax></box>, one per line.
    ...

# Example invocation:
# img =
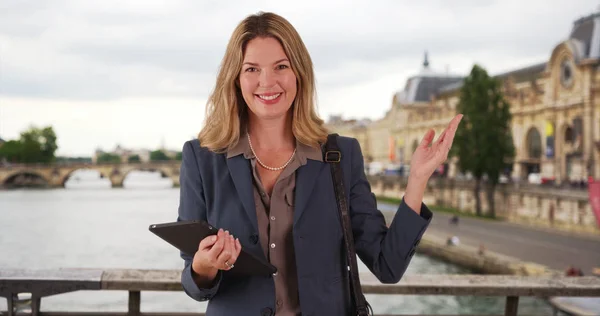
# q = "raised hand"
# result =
<box><xmin>409</xmin><ymin>114</ymin><xmax>463</xmax><ymax>180</ymax></box>
<box><xmin>403</xmin><ymin>114</ymin><xmax>463</xmax><ymax>212</ymax></box>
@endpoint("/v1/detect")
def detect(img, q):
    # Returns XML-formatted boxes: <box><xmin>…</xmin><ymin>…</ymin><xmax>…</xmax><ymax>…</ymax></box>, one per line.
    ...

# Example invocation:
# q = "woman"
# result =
<box><xmin>177</xmin><ymin>11</ymin><xmax>463</xmax><ymax>316</ymax></box>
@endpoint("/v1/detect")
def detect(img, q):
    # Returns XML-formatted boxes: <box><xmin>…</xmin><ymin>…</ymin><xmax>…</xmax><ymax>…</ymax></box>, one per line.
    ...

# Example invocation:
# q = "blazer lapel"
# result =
<box><xmin>226</xmin><ymin>155</ymin><xmax>259</xmax><ymax>233</ymax></box>
<box><xmin>294</xmin><ymin>160</ymin><xmax>327</xmax><ymax>226</ymax></box>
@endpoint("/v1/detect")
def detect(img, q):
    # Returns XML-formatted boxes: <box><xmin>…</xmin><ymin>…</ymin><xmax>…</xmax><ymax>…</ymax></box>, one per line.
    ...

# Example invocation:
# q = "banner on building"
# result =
<box><xmin>388</xmin><ymin>136</ymin><xmax>396</xmax><ymax>162</ymax></box>
<box><xmin>545</xmin><ymin>121</ymin><xmax>555</xmax><ymax>158</ymax></box>
<box><xmin>589</xmin><ymin>178</ymin><xmax>600</xmax><ymax>229</ymax></box>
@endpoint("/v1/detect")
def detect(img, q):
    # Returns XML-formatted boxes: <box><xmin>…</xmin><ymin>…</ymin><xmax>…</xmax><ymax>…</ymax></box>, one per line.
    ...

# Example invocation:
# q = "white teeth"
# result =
<box><xmin>258</xmin><ymin>93</ymin><xmax>281</xmax><ymax>100</ymax></box>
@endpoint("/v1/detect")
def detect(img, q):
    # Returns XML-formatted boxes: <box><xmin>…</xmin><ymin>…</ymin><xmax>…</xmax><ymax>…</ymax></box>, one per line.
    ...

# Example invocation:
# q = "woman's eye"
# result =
<box><xmin>277</xmin><ymin>64</ymin><xmax>289</xmax><ymax>70</ymax></box>
<box><xmin>245</xmin><ymin>67</ymin><xmax>258</xmax><ymax>72</ymax></box>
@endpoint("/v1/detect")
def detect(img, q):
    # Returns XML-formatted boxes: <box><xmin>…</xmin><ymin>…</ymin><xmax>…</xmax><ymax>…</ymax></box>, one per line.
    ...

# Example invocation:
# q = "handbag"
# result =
<box><xmin>323</xmin><ymin>133</ymin><xmax>374</xmax><ymax>316</ymax></box>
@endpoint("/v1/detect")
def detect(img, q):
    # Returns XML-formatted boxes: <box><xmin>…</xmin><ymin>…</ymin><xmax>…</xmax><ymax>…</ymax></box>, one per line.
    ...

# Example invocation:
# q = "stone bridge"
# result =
<box><xmin>0</xmin><ymin>161</ymin><xmax>181</xmax><ymax>188</ymax></box>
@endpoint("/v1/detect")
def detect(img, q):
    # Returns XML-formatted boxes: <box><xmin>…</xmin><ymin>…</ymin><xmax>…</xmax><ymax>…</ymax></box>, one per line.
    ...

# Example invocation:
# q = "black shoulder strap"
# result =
<box><xmin>323</xmin><ymin>134</ymin><xmax>372</xmax><ymax>316</ymax></box>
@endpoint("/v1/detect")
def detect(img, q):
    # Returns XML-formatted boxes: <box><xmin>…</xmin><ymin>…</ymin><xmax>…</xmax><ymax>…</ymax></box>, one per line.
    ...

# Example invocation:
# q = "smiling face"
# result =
<box><xmin>239</xmin><ymin>36</ymin><xmax>297</xmax><ymax>123</ymax></box>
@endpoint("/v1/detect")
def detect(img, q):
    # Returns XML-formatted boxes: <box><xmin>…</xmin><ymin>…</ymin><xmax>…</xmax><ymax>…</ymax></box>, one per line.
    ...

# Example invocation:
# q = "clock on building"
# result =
<box><xmin>560</xmin><ymin>57</ymin><xmax>574</xmax><ymax>88</ymax></box>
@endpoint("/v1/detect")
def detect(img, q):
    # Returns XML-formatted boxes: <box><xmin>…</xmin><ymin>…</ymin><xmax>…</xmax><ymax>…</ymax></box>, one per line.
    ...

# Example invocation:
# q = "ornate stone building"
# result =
<box><xmin>329</xmin><ymin>11</ymin><xmax>600</xmax><ymax>183</ymax></box>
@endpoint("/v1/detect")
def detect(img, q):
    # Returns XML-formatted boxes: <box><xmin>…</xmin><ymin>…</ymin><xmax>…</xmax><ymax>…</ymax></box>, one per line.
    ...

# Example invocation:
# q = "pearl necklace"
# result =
<box><xmin>247</xmin><ymin>133</ymin><xmax>296</xmax><ymax>171</ymax></box>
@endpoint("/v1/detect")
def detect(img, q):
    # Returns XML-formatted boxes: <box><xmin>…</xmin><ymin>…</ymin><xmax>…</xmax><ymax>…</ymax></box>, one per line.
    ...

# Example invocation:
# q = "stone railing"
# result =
<box><xmin>1</xmin><ymin>268</ymin><xmax>599</xmax><ymax>316</ymax></box>
<box><xmin>368</xmin><ymin>175</ymin><xmax>599</xmax><ymax>234</ymax></box>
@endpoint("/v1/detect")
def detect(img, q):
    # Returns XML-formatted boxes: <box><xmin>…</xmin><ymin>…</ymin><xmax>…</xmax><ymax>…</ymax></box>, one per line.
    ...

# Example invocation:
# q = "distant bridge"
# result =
<box><xmin>0</xmin><ymin>161</ymin><xmax>181</xmax><ymax>188</ymax></box>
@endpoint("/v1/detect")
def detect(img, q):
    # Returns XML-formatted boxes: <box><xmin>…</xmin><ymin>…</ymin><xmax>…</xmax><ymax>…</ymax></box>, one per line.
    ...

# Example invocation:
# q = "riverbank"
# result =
<box><xmin>417</xmin><ymin>232</ymin><xmax>559</xmax><ymax>276</ymax></box>
<box><xmin>369</xmin><ymin>175</ymin><xmax>600</xmax><ymax>237</ymax></box>
<box><xmin>378</xmin><ymin>197</ymin><xmax>559</xmax><ymax>276</ymax></box>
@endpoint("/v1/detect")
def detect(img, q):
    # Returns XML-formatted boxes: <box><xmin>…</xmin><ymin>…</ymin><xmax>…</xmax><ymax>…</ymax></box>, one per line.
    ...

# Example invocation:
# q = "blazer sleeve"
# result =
<box><xmin>177</xmin><ymin>140</ymin><xmax>223</xmax><ymax>301</ymax></box>
<box><xmin>348</xmin><ymin>138</ymin><xmax>433</xmax><ymax>283</ymax></box>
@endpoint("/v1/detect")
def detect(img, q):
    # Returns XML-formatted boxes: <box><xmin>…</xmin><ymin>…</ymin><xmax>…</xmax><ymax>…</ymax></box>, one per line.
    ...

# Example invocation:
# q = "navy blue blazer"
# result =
<box><xmin>177</xmin><ymin>136</ymin><xmax>432</xmax><ymax>316</ymax></box>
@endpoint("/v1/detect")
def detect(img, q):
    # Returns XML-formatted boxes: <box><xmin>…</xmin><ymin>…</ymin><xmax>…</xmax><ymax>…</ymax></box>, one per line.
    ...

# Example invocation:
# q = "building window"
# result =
<box><xmin>526</xmin><ymin>128</ymin><xmax>542</xmax><ymax>159</ymax></box>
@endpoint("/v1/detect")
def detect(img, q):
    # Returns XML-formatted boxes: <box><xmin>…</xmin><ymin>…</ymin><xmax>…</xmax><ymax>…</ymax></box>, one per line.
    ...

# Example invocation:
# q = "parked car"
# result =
<box><xmin>528</xmin><ymin>173</ymin><xmax>542</xmax><ymax>184</ymax></box>
<box><xmin>365</xmin><ymin>162</ymin><xmax>384</xmax><ymax>176</ymax></box>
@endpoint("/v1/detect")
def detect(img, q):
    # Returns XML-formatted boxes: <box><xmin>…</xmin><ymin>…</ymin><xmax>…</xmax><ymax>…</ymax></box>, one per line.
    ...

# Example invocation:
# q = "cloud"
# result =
<box><xmin>2</xmin><ymin>0</ymin><xmax>596</xmax><ymax>101</ymax></box>
<box><xmin>1</xmin><ymin>0</ymin><xmax>598</xmax><ymax>155</ymax></box>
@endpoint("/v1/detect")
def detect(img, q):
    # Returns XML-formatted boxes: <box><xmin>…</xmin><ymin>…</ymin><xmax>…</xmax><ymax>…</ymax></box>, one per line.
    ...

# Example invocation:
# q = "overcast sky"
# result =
<box><xmin>1</xmin><ymin>0</ymin><xmax>598</xmax><ymax>156</ymax></box>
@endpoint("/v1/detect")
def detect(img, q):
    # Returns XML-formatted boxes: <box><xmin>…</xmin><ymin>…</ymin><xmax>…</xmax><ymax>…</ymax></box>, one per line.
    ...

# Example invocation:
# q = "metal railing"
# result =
<box><xmin>1</xmin><ymin>268</ymin><xmax>599</xmax><ymax>316</ymax></box>
<box><xmin>0</xmin><ymin>161</ymin><xmax>181</xmax><ymax>169</ymax></box>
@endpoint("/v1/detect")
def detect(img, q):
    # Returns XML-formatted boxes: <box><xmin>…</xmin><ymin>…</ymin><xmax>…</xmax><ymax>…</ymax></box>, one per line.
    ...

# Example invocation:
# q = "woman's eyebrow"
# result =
<box><xmin>242</xmin><ymin>58</ymin><xmax>290</xmax><ymax>66</ymax></box>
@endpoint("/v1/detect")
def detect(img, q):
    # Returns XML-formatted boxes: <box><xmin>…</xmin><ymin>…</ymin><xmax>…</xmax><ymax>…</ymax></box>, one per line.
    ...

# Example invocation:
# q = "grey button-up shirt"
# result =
<box><xmin>227</xmin><ymin>132</ymin><xmax>323</xmax><ymax>316</ymax></box>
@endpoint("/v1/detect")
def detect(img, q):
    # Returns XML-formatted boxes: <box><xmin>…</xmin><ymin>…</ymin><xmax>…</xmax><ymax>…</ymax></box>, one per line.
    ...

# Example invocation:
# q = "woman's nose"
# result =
<box><xmin>259</xmin><ymin>69</ymin><xmax>276</xmax><ymax>87</ymax></box>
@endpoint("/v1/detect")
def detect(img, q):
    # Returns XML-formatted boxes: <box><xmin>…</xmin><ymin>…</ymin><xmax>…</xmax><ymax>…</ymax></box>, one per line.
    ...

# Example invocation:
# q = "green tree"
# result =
<box><xmin>97</xmin><ymin>153</ymin><xmax>122</xmax><ymax>164</ymax></box>
<box><xmin>128</xmin><ymin>154</ymin><xmax>141</xmax><ymax>163</ymax></box>
<box><xmin>175</xmin><ymin>151</ymin><xmax>182</xmax><ymax>161</ymax></box>
<box><xmin>452</xmin><ymin>65</ymin><xmax>515</xmax><ymax>218</ymax></box>
<box><xmin>20</xmin><ymin>126</ymin><xmax>58</xmax><ymax>163</ymax></box>
<box><xmin>0</xmin><ymin>140</ymin><xmax>24</xmax><ymax>162</ymax></box>
<box><xmin>0</xmin><ymin>126</ymin><xmax>58</xmax><ymax>163</ymax></box>
<box><xmin>150</xmin><ymin>150</ymin><xmax>170</xmax><ymax>161</ymax></box>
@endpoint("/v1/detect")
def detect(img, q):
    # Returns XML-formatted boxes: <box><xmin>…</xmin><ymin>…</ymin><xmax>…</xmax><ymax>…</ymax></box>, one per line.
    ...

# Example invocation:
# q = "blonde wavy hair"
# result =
<box><xmin>198</xmin><ymin>12</ymin><xmax>328</xmax><ymax>152</ymax></box>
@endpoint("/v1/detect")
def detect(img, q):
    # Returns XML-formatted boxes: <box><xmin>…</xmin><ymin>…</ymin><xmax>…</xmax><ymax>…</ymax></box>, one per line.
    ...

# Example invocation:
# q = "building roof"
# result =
<box><xmin>396</xmin><ymin>10</ymin><xmax>600</xmax><ymax>101</ymax></box>
<box><xmin>570</xmin><ymin>11</ymin><xmax>600</xmax><ymax>59</ymax></box>
<box><xmin>437</xmin><ymin>62</ymin><xmax>547</xmax><ymax>95</ymax></box>
<box><xmin>495</xmin><ymin>62</ymin><xmax>547</xmax><ymax>82</ymax></box>
<box><xmin>395</xmin><ymin>52</ymin><xmax>463</xmax><ymax>104</ymax></box>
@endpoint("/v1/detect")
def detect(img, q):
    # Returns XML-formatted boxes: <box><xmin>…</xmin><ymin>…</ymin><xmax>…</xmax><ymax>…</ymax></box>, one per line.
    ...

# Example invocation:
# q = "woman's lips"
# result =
<box><xmin>255</xmin><ymin>93</ymin><xmax>282</xmax><ymax>105</ymax></box>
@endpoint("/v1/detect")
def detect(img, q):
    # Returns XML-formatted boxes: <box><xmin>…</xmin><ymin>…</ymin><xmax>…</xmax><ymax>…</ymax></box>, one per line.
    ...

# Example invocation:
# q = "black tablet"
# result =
<box><xmin>149</xmin><ymin>220</ymin><xmax>277</xmax><ymax>277</ymax></box>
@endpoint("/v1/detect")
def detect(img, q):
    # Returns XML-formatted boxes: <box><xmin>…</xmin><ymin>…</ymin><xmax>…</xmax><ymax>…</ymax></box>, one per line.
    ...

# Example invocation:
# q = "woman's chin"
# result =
<box><xmin>249</xmin><ymin>106</ymin><xmax>293</xmax><ymax>121</ymax></box>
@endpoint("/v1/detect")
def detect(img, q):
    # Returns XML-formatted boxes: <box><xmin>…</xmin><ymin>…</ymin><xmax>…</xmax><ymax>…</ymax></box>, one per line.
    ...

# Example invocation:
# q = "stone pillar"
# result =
<box><xmin>556</xmin><ymin>116</ymin><xmax>567</xmax><ymax>184</ymax></box>
<box><xmin>582</xmin><ymin>67</ymin><xmax>593</xmax><ymax>180</ymax></box>
<box><xmin>171</xmin><ymin>175</ymin><xmax>180</xmax><ymax>187</ymax></box>
<box><xmin>109</xmin><ymin>167</ymin><xmax>124</xmax><ymax>188</ymax></box>
<box><xmin>110</xmin><ymin>175</ymin><xmax>125</xmax><ymax>188</ymax></box>
<box><xmin>48</xmin><ymin>168</ymin><xmax>64</xmax><ymax>188</ymax></box>
<box><xmin>511</xmin><ymin>163</ymin><xmax>522</xmax><ymax>182</ymax></box>
<box><xmin>448</xmin><ymin>158</ymin><xmax>458</xmax><ymax>178</ymax></box>
<box><xmin>592</xmin><ymin>70</ymin><xmax>600</xmax><ymax>179</ymax></box>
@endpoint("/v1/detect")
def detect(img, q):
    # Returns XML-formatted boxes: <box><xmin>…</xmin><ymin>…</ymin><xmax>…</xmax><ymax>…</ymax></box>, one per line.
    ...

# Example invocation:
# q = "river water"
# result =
<box><xmin>0</xmin><ymin>171</ymin><xmax>556</xmax><ymax>315</ymax></box>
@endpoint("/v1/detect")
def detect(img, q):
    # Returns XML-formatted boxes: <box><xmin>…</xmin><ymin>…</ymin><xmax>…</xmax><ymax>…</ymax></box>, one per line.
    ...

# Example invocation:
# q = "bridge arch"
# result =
<box><xmin>119</xmin><ymin>166</ymin><xmax>176</xmax><ymax>188</ymax></box>
<box><xmin>61</xmin><ymin>168</ymin><xmax>109</xmax><ymax>187</ymax></box>
<box><xmin>2</xmin><ymin>171</ymin><xmax>51</xmax><ymax>188</ymax></box>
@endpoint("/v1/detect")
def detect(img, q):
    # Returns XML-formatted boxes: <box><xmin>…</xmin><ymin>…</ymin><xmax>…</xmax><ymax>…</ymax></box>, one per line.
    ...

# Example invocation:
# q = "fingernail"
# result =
<box><xmin>212</xmin><ymin>236</ymin><xmax>217</xmax><ymax>242</ymax></box>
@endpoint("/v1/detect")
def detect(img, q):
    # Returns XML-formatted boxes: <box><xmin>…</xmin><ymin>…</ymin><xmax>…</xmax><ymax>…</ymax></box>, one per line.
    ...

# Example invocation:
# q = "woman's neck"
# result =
<box><xmin>247</xmin><ymin>115</ymin><xmax>294</xmax><ymax>151</ymax></box>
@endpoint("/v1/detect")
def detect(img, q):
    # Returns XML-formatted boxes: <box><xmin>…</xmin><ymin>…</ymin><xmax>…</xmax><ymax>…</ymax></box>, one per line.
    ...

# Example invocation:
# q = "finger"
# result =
<box><xmin>229</xmin><ymin>234</ymin><xmax>235</xmax><ymax>256</ymax></box>
<box><xmin>225</xmin><ymin>233</ymin><xmax>235</xmax><ymax>261</ymax></box>
<box><xmin>235</xmin><ymin>238</ymin><xmax>242</xmax><ymax>256</ymax></box>
<box><xmin>444</xmin><ymin>114</ymin><xmax>464</xmax><ymax>149</ymax></box>
<box><xmin>198</xmin><ymin>234</ymin><xmax>218</xmax><ymax>251</ymax></box>
<box><xmin>228</xmin><ymin>236</ymin><xmax>240</xmax><ymax>265</ymax></box>
<box><xmin>207</xmin><ymin>229</ymin><xmax>225</xmax><ymax>261</ymax></box>
<box><xmin>434</xmin><ymin>128</ymin><xmax>448</xmax><ymax>146</ymax></box>
<box><xmin>216</xmin><ymin>231</ymin><xmax>233</xmax><ymax>266</ymax></box>
<box><xmin>419</xmin><ymin>129</ymin><xmax>435</xmax><ymax>148</ymax></box>
<box><xmin>216</xmin><ymin>239</ymin><xmax>234</xmax><ymax>270</ymax></box>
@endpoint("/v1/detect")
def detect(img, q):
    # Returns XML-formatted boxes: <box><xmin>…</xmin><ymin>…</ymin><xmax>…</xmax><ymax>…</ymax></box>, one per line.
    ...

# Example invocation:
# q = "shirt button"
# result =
<box><xmin>270</xmin><ymin>216</ymin><xmax>276</xmax><ymax>221</ymax></box>
<box><xmin>270</xmin><ymin>243</ymin><xmax>276</xmax><ymax>249</ymax></box>
<box><xmin>261</xmin><ymin>192</ymin><xmax>267</xmax><ymax>197</ymax></box>
<box><xmin>277</xmin><ymin>300</ymin><xmax>282</xmax><ymax>307</ymax></box>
